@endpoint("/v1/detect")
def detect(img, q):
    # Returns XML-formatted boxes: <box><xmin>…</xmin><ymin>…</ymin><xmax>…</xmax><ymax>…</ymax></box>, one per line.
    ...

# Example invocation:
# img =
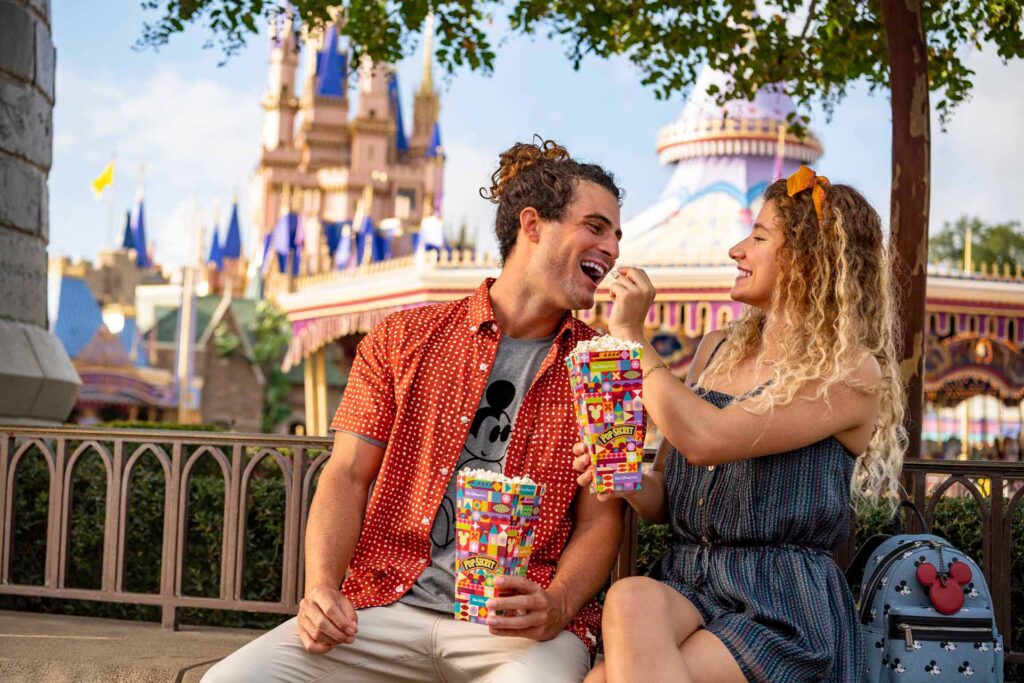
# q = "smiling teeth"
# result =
<box><xmin>737</xmin><ymin>269</ymin><xmax>751</xmax><ymax>279</ymax></box>
<box><xmin>581</xmin><ymin>260</ymin><xmax>608</xmax><ymax>278</ymax></box>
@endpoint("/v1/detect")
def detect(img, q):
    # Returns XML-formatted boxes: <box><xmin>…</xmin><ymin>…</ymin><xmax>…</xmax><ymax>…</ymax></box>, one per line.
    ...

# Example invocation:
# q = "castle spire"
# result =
<box><xmin>261</xmin><ymin>8</ymin><xmax>299</xmax><ymax>151</ymax></box>
<box><xmin>222</xmin><ymin>200</ymin><xmax>242</xmax><ymax>260</ymax></box>
<box><xmin>411</xmin><ymin>12</ymin><xmax>441</xmax><ymax>157</ymax></box>
<box><xmin>419</xmin><ymin>11</ymin><xmax>435</xmax><ymax>95</ymax></box>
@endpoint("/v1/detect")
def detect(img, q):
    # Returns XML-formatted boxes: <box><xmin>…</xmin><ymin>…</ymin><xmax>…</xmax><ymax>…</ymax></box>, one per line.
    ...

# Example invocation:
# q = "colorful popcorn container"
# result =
<box><xmin>453</xmin><ymin>469</ymin><xmax>545</xmax><ymax>624</ymax></box>
<box><xmin>566</xmin><ymin>335</ymin><xmax>646</xmax><ymax>493</ymax></box>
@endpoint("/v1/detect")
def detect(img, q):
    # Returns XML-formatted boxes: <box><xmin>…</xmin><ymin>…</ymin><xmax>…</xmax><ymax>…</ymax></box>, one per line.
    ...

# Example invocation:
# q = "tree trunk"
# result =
<box><xmin>882</xmin><ymin>0</ymin><xmax>931</xmax><ymax>462</ymax></box>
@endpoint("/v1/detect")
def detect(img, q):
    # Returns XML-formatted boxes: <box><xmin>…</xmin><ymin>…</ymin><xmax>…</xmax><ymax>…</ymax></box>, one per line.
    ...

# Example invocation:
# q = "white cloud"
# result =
<box><xmin>439</xmin><ymin>137</ymin><xmax>500</xmax><ymax>254</ymax></box>
<box><xmin>50</xmin><ymin>66</ymin><xmax>263</xmax><ymax>268</ymax></box>
<box><xmin>60</xmin><ymin>66</ymin><xmax>260</xmax><ymax>187</ymax></box>
<box><xmin>53</xmin><ymin>131</ymin><xmax>78</xmax><ymax>151</ymax></box>
<box><xmin>930</xmin><ymin>50</ymin><xmax>1024</xmax><ymax>228</ymax></box>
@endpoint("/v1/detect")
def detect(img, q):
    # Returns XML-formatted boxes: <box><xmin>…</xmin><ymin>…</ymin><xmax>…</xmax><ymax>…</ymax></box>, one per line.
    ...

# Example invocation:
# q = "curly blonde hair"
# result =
<box><xmin>699</xmin><ymin>178</ymin><xmax>907</xmax><ymax>507</ymax></box>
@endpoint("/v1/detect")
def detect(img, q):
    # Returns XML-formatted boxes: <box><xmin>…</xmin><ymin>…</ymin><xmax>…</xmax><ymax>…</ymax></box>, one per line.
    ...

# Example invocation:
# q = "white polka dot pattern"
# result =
<box><xmin>331</xmin><ymin>278</ymin><xmax>603</xmax><ymax>652</ymax></box>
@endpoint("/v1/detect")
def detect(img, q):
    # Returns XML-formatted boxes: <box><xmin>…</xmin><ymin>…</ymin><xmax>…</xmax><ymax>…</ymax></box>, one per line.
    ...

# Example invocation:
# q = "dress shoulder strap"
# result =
<box><xmin>690</xmin><ymin>337</ymin><xmax>727</xmax><ymax>388</ymax></box>
<box><xmin>704</xmin><ymin>338</ymin><xmax>727</xmax><ymax>368</ymax></box>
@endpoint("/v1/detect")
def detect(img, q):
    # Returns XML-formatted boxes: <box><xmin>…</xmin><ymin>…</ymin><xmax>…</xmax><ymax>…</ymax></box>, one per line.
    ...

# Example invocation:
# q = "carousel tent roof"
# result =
<box><xmin>620</xmin><ymin>68</ymin><xmax>823</xmax><ymax>266</ymax></box>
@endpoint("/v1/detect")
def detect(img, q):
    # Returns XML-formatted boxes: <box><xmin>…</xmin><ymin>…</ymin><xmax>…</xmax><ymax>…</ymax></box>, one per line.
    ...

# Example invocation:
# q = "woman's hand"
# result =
<box><xmin>572</xmin><ymin>442</ymin><xmax>641</xmax><ymax>503</ymax></box>
<box><xmin>607</xmin><ymin>267</ymin><xmax>656</xmax><ymax>340</ymax></box>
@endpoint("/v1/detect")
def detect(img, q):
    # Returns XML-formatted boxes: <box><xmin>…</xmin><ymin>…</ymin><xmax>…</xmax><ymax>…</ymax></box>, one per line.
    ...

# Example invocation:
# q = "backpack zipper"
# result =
<box><xmin>893</xmin><ymin>620</ymin><xmax>994</xmax><ymax>651</ymax></box>
<box><xmin>858</xmin><ymin>539</ymin><xmax>951</xmax><ymax>624</ymax></box>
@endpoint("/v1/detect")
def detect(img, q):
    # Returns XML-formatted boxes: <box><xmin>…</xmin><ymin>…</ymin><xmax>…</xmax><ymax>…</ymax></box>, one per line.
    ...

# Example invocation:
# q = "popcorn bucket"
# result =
<box><xmin>566</xmin><ymin>336</ymin><xmax>646</xmax><ymax>493</ymax></box>
<box><xmin>453</xmin><ymin>470</ymin><xmax>545</xmax><ymax>624</ymax></box>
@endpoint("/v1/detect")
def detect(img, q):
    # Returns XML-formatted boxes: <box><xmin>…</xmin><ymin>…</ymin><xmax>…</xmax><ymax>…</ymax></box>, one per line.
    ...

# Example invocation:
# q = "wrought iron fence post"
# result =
<box><xmin>283</xmin><ymin>446</ymin><xmax>306</xmax><ymax>609</ymax></box>
<box><xmin>0</xmin><ymin>431</ymin><xmax>10</xmax><ymax>584</ymax></box>
<box><xmin>51</xmin><ymin>436</ymin><xmax>66</xmax><ymax>589</ymax></box>
<box><xmin>101</xmin><ymin>439</ymin><xmax>123</xmax><ymax>592</ymax></box>
<box><xmin>225</xmin><ymin>443</ymin><xmax>243</xmax><ymax>602</ymax></box>
<box><xmin>162</xmin><ymin>440</ymin><xmax>183</xmax><ymax>630</ymax></box>
<box><xmin>991</xmin><ymin>474</ymin><xmax>1009</xmax><ymax>645</ymax></box>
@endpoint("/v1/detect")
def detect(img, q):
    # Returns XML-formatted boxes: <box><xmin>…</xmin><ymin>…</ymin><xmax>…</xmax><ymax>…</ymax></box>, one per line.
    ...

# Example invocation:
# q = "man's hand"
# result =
<box><xmin>296</xmin><ymin>586</ymin><xmax>358</xmax><ymax>654</ymax></box>
<box><xmin>484</xmin><ymin>575</ymin><xmax>570</xmax><ymax>641</ymax></box>
<box><xmin>572</xmin><ymin>442</ymin><xmax>641</xmax><ymax>504</ymax></box>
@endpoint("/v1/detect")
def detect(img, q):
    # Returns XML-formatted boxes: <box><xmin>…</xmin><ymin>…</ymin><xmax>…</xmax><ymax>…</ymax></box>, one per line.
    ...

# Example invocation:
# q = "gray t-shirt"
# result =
<box><xmin>400</xmin><ymin>333</ymin><xmax>555</xmax><ymax>613</ymax></box>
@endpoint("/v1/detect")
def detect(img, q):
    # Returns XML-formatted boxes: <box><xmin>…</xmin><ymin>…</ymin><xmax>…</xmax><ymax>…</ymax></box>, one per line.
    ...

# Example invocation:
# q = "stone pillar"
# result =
<box><xmin>0</xmin><ymin>0</ymin><xmax>80</xmax><ymax>423</ymax></box>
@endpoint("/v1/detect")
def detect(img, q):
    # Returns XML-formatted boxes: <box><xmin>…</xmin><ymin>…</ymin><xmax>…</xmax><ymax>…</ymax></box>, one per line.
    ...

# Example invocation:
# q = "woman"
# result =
<box><xmin>576</xmin><ymin>167</ymin><xmax>906</xmax><ymax>682</ymax></box>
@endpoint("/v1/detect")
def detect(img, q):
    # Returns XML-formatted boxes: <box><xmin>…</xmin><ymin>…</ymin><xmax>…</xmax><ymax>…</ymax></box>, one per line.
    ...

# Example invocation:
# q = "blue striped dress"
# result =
<box><xmin>649</xmin><ymin>385</ymin><xmax>864</xmax><ymax>682</ymax></box>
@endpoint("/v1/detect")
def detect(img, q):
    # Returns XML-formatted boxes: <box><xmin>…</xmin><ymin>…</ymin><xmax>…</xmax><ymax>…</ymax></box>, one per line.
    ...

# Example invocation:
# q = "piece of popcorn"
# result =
<box><xmin>458</xmin><ymin>468</ymin><xmax>537</xmax><ymax>486</ymax></box>
<box><xmin>571</xmin><ymin>334</ymin><xmax>643</xmax><ymax>354</ymax></box>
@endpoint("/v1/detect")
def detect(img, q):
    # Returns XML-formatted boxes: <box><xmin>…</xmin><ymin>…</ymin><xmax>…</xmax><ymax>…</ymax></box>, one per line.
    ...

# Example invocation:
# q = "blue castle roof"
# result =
<box><xmin>426</xmin><ymin>121</ymin><xmax>443</xmax><ymax>158</ymax></box>
<box><xmin>130</xmin><ymin>197</ymin><xmax>150</xmax><ymax>269</ymax></box>
<box><xmin>53</xmin><ymin>277</ymin><xmax>104</xmax><ymax>359</ymax></box>
<box><xmin>208</xmin><ymin>226</ymin><xmax>223</xmax><ymax>270</ymax></box>
<box><xmin>387</xmin><ymin>71</ymin><xmax>410</xmax><ymax>153</ymax></box>
<box><xmin>315</xmin><ymin>25</ymin><xmax>346</xmax><ymax>97</ymax></box>
<box><xmin>222</xmin><ymin>201</ymin><xmax>242</xmax><ymax>259</ymax></box>
<box><xmin>120</xmin><ymin>210</ymin><xmax>134</xmax><ymax>250</ymax></box>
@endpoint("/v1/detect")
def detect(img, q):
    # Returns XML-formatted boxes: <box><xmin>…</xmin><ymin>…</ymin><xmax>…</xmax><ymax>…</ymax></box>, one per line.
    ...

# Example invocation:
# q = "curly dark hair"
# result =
<box><xmin>480</xmin><ymin>137</ymin><xmax>622</xmax><ymax>264</ymax></box>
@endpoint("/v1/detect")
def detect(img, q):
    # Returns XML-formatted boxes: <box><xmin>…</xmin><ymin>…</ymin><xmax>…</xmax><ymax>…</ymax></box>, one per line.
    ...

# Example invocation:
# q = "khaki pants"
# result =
<box><xmin>201</xmin><ymin>602</ymin><xmax>591</xmax><ymax>682</ymax></box>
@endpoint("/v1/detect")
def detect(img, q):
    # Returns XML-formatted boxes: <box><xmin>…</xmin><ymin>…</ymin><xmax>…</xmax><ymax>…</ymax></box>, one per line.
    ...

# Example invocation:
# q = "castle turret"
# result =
<box><xmin>411</xmin><ymin>12</ymin><xmax>440</xmax><ymax>157</ymax></box>
<box><xmin>298</xmin><ymin>24</ymin><xmax>351</xmax><ymax>172</ymax></box>
<box><xmin>261</xmin><ymin>13</ymin><xmax>300</xmax><ymax>152</ymax></box>
<box><xmin>349</xmin><ymin>57</ymin><xmax>395</xmax><ymax>223</ymax></box>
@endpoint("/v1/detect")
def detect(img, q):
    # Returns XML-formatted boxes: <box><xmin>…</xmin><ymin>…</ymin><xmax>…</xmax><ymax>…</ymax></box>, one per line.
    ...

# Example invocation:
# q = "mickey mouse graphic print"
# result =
<box><xmin>401</xmin><ymin>334</ymin><xmax>554</xmax><ymax>612</ymax></box>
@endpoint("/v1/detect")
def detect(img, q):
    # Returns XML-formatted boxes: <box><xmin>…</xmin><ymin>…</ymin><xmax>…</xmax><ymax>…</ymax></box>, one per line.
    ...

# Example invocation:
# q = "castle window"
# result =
<box><xmin>396</xmin><ymin>188</ymin><xmax>416</xmax><ymax>219</ymax></box>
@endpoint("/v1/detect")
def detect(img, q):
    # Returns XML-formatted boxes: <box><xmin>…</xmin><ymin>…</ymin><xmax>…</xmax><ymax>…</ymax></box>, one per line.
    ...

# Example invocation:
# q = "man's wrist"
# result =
<box><xmin>304</xmin><ymin>576</ymin><xmax>344</xmax><ymax>598</ymax></box>
<box><xmin>544</xmin><ymin>582</ymin><xmax>573</xmax><ymax>629</ymax></box>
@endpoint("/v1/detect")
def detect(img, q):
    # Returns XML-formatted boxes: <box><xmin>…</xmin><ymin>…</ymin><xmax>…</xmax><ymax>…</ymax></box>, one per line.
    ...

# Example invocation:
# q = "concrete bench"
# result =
<box><xmin>0</xmin><ymin>610</ymin><xmax>262</xmax><ymax>683</ymax></box>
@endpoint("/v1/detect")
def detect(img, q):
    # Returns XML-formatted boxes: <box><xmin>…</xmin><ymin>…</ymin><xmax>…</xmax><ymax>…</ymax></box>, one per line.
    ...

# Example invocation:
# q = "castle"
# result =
<box><xmin>251</xmin><ymin>14</ymin><xmax>445</xmax><ymax>285</ymax></box>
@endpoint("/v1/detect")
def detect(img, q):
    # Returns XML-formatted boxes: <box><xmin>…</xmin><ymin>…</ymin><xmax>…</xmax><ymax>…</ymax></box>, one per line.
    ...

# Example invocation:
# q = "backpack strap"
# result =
<box><xmin>891</xmin><ymin>499</ymin><xmax>930</xmax><ymax>535</ymax></box>
<box><xmin>845</xmin><ymin>501</ymin><xmax>931</xmax><ymax>594</ymax></box>
<box><xmin>845</xmin><ymin>533</ymin><xmax>891</xmax><ymax>596</ymax></box>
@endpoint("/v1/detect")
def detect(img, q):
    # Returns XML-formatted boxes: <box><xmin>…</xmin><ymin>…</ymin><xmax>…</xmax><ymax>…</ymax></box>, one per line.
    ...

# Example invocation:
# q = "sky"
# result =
<box><xmin>49</xmin><ymin>2</ymin><xmax>1024</xmax><ymax>269</ymax></box>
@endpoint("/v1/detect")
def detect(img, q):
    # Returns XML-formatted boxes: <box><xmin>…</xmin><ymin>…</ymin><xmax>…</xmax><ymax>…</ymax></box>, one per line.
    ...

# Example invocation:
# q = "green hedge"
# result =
<box><xmin>1</xmin><ymin>443</ymin><xmax>298</xmax><ymax>630</ymax></box>
<box><xmin>3</xmin><ymin>448</ymin><xmax>1022</xmax><ymax>676</ymax></box>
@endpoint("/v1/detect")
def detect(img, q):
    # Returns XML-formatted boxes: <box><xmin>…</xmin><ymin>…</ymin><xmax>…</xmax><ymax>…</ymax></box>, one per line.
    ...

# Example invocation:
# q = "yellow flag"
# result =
<box><xmin>91</xmin><ymin>161</ymin><xmax>114</xmax><ymax>198</ymax></box>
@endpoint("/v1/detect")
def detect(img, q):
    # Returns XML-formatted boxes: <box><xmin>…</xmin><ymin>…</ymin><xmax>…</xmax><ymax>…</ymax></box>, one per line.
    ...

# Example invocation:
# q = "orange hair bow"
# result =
<box><xmin>786</xmin><ymin>165</ymin><xmax>830</xmax><ymax>225</ymax></box>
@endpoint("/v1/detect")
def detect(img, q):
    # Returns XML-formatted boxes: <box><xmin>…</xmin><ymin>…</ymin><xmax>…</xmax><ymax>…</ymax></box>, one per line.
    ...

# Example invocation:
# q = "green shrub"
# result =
<box><xmin>1</xmin><ymin>443</ymin><xmax>295</xmax><ymax>629</ymax></box>
<box><xmin>95</xmin><ymin>421</ymin><xmax>226</xmax><ymax>431</ymax></box>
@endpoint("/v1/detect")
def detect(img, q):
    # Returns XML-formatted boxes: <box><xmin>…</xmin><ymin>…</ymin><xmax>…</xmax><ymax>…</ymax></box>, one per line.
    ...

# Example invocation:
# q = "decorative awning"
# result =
<box><xmin>75</xmin><ymin>366</ymin><xmax>176</xmax><ymax>407</ymax></box>
<box><xmin>278</xmin><ymin>254</ymin><xmax>1024</xmax><ymax>400</ymax></box>
<box><xmin>283</xmin><ymin>304</ymin><xmax>427</xmax><ymax>371</ymax></box>
<box><xmin>924</xmin><ymin>333</ymin><xmax>1024</xmax><ymax>406</ymax></box>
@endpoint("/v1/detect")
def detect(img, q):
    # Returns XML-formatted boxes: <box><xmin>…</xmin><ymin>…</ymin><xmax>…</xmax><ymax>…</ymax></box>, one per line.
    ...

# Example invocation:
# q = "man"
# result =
<box><xmin>204</xmin><ymin>138</ymin><xmax>624</xmax><ymax>682</ymax></box>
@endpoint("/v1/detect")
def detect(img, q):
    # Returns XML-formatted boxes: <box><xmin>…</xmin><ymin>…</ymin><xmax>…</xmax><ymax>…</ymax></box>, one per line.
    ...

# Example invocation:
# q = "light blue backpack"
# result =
<box><xmin>847</xmin><ymin>502</ymin><xmax>1004</xmax><ymax>681</ymax></box>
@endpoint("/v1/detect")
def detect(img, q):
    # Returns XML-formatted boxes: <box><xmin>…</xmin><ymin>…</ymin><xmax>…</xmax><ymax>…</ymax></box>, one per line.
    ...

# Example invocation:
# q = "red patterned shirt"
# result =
<box><xmin>331</xmin><ymin>278</ymin><xmax>603</xmax><ymax>651</ymax></box>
